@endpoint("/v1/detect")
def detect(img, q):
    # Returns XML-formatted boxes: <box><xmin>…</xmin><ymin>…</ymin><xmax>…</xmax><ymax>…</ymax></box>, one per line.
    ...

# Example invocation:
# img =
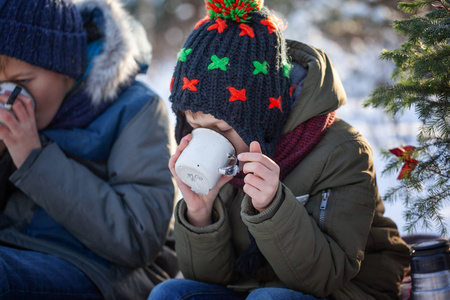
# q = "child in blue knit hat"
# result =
<box><xmin>0</xmin><ymin>0</ymin><xmax>175</xmax><ymax>299</ymax></box>
<box><xmin>149</xmin><ymin>0</ymin><xmax>410</xmax><ymax>299</ymax></box>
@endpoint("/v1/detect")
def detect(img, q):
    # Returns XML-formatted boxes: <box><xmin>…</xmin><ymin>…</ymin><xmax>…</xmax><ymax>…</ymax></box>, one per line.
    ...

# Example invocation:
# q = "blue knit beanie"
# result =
<box><xmin>0</xmin><ymin>0</ymin><xmax>87</xmax><ymax>79</ymax></box>
<box><xmin>170</xmin><ymin>0</ymin><xmax>292</xmax><ymax>156</ymax></box>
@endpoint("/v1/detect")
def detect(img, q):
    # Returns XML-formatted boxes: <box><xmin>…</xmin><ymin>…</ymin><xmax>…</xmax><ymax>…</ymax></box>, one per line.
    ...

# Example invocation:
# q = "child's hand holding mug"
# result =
<box><xmin>169</xmin><ymin>129</ymin><xmax>239</xmax><ymax>227</ymax></box>
<box><xmin>238</xmin><ymin>141</ymin><xmax>280</xmax><ymax>212</ymax></box>
<box><xmin>0</xmin><ymin>83</ymin><xmax>40</xmax><ymax>168</ymax></box>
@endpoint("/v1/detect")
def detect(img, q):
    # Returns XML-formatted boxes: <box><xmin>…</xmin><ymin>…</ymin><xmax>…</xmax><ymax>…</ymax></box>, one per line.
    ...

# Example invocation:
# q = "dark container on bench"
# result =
<box><xmin>410</xmin><ymin>238</ymin><xmax>450</xmax><ymax>300</ymax></box>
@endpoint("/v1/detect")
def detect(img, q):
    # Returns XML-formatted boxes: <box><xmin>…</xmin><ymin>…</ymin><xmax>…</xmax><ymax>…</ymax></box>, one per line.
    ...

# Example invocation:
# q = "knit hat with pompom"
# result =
<box><xmin>170</xmin><ymin>0</ymin><xmax>291</xmax><ymax>156</ymax></box>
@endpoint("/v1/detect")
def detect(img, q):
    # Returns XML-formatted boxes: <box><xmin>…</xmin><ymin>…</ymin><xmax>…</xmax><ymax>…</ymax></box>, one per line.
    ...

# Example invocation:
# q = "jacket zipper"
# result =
<box><xmin>319</xmin><ymin>189</ymin><xmax>330</xmax><ymax>230</ymax></box>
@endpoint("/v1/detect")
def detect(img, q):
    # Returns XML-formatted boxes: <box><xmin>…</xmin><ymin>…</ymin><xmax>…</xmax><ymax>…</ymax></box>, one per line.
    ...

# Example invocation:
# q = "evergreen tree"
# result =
<box><xmin>365</xmin><ymin>0</ymin><xmax>450</xmax><ymax>235</ymax></box>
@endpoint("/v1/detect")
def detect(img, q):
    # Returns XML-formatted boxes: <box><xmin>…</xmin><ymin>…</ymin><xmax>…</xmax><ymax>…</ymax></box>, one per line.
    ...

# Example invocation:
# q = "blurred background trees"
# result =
<box><xmin>123</xmin><ymin>0</ymin><xmax>404</xmax><ymax>63</ymax></box>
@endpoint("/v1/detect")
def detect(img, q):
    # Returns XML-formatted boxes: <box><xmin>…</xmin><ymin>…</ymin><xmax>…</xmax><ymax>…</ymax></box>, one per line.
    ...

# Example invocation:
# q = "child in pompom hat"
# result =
<box><xmin>0</xmin><ymin>0</ymin><xmax>176</xmax><ymax>299</ymax></box>
<box><xmin>149</xmin><ymin>0</ymin><xmax>411</xmax><ymax>299</ymax></box>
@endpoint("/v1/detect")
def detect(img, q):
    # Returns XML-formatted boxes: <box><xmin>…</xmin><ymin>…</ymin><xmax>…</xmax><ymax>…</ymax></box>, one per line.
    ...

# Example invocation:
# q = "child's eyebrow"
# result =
<box><xmin>5</xmin><ymin>70</ymin><xmax>34</xmax><ymax>80</ymax></box>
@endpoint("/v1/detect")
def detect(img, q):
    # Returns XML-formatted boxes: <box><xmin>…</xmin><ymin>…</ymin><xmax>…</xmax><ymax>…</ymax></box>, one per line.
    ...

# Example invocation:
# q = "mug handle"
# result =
<box><xmin>218</xmin><ymin>153</ymin><xmax>239</xmax><ymax>176</ymax></box>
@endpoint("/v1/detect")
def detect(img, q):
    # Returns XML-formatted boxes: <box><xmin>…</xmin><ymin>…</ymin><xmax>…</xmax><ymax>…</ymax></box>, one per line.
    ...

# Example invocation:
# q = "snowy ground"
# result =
<box><xmin>140</xmin><ymin>1</ymin><xmax>449</xmax><ymax>237</ymax></box>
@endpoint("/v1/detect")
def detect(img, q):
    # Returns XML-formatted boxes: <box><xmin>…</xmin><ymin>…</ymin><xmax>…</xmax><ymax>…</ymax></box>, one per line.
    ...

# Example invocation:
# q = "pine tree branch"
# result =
<box><xmin>367</xmin><ymin>0</ymin><xmax>450</xmax><ymax>234</ymax></box>
<box><xmin>398</xmin><ymin>0</ymin><xmax>435</xmax><ymax>13</ymax></box>
<box><xmin>403</xmin><ymin>189</ymin><xmax>449</xmax><ymax>236</ymax></box>
<box><xmin>437</xmin><ymin>0</ymin><xmax>450</xmax><ymax>13</ymax></box>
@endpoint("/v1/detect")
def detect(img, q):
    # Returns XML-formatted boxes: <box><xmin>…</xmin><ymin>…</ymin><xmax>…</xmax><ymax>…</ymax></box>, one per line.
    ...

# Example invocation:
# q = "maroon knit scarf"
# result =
<box><xmin>230</xmin><ymin>111</ymin><xmax>336</xmax><ymax>188</ymax></box>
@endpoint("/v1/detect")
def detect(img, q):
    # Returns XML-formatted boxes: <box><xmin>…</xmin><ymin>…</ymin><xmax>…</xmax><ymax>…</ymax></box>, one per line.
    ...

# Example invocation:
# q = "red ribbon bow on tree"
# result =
<box><xmin>389</xmin><ymin>146</ymin><xmax>419</xmax><ymax>179</ymax></box>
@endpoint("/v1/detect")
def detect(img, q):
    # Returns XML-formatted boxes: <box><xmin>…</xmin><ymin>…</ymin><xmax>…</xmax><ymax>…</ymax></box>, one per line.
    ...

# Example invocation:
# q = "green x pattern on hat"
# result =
<box><xmin>208</xmin><ymin>55</ymin><xmax>229</xmax><ymax>71</ymax></box>
<box><xmin>283</xmin><ymin>62</ymin><xmax>293</xmax><ymax>78</ymax></box>
<box><xmin>178</xmin><ymin>48</ymin><xmax>193</xmax><ymax>62</ymax></box>
<box><xmin>253</xmin><ymin>61</ymin><xmax>268</xmax><ymax>75</ymax></box>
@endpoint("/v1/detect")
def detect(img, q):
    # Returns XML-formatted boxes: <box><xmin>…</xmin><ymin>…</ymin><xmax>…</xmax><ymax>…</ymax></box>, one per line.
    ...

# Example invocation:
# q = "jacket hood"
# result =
<box><xmin>73</xmin><ymin>0</ymin><xmax>152</xmax><ymax>105</ymax></box>
<box><xmin>283</xmin><ymin>40</ymin><xmax>346</xmax><ymax>134</ymax></box>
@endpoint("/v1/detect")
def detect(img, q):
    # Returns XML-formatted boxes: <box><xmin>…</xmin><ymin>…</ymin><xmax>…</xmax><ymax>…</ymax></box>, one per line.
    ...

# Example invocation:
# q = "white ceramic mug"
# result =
<box><xmin>0</xmin><ymin>82</ymin><xmax>35</xmax><ymax>140</ymax></box>
<box><xmin>175</xmin><ymin>128</ymin><xmax>239</xmax><ymax>195</ymax></box>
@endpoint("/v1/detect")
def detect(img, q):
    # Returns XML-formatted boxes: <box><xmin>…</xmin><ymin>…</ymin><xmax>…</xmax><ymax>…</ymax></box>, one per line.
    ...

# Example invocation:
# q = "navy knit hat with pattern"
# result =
<box><xmin>170</xmin><ymin>0</ymin><xmax>292</xmax><ymax>156</ymax></box>
<box><xmin>0</xmin><ymin>0</ymin><xmax>87</xmax><ymax>79</ymax></box>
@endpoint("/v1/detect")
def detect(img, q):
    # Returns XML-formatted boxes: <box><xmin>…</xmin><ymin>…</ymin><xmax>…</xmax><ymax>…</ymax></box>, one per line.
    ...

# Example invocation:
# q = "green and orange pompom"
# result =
<box><xmin>206</xmin><ymin>0</ymin><xmax>263</xmax><ymax>23</ymax></box>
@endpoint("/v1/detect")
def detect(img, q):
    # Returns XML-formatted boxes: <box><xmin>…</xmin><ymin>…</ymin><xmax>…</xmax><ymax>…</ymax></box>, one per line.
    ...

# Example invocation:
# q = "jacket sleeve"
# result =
<box><xmin>9</xmin><ymin>97</ymin><xmax>175</xmax><ymax>268</ymax></box>
<box><xmin>174</xmin><ymin>197</ymin><xmax>236</xmax><ymax>284</ymax></box>
<box><xmin>241</xmin><ymin>140</ymin><xmax>376</xmax><ymax>297</ymax></box>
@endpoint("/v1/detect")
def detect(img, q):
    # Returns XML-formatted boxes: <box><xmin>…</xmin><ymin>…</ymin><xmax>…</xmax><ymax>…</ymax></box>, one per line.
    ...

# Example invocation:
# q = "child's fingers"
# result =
<box><xmin>177</xmin><ymin>134</ymin><xmax>192</xmax><ymax>152</ymax></box>
<box><xmin>243</xmin><ymin>184</ymin><xmax>271</xmax><ymax>206</ymax></box>
<box><xmin>243</xmin><ymin>174</ymin><xmax>278</xmax><ymax>212</ymax></box>
<box><xmin>3</xmin><ymin>91</ymin><xmax>33</xmax><ymax>116</ymax></box>
<box><xmin>168</xmin><ymin>155</ymin><xmax>192</xmax><ymax>196</ymax></box>
<box><xmin>244</xmin><ymin>173</ymin><xmax>265</xmax><ymax>191</ymax></box>
<box><xmin>3</xmin><ymin>91</ymin><xmax>35</xmax><ymax>123</ymax></box>
<box><xmin>238</xmin><ymin>141</ymin><xmax>279</xmax><ymax>172</ymax></box>
<box><xmin>244</xmin><ymin>172</ymin><xmax>278</xmax><ymax>197</ymax></box>
<box><xmin>16</xmin><ymin>94</ymin><xmax>35</xmax><ymax>118</ymax></box>
<box><xmin>249</xmin><ymin>141</ymin><xmax>262</xmax><ymax>153</ymax></box>
<box><xmin>0</xmin><ymin>122</ymin><xmax>10</xmax><ymax>140</ymax></box>
<box><xmin>168</xmin><ymin>134</ymin><xmax>194</xmax><ymax>185</ymax></box>
<box><xmin>7</xmin><ymin>99</ymin><xmax>38</xmax><ymax>137</ymax></box>
<box><xmin>0</xmin><ymin>107</ymin><xmax>18</xmax><ymax>132</ymax></box>
<box><xmin>0</xmin><ymin>93</ymin><xmax>35</xmax><ymax>132</ymax></box>
<box><xmin>242</xmin><ymin>161</ymin><xmax>279</xmax><ymax>182</ymax></box>
<box><xmin>0</xmin><ymin>94</ymin><xmax>8</xmax><ymax>105</ymax></box>
<box><xmin>168</xmin><ymin>134</ymin><xmax>192</xmax><ymax>169</ymax></box>
<box><xmin>10</xmin><ymin>97</ymin><xmax>31</xmax><ymax>123</ymax></box>
<box><xmin>238</xmin><ymin>152</ymin><xmax>279</xmax><ymax>172</ymax></box>
<box><xmin>243</xmin><ymin>161</ymin><xmax>269</xmax><ymax>177</ymax></box>
<box><xmin>168</xmin><ymin>155</ymin><xmax>179</xmax><ymax>177</ymax></box>
<box><xmin>243</xmin><ymin>183</ymin><xmax>262</xmax><ymax>201</ymax></box>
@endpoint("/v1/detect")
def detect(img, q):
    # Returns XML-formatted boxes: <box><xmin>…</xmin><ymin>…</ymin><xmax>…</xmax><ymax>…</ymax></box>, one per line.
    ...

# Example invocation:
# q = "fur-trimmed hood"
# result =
<box><xmin>73</xmin><ymin>0</ymin><xmax>152</xmax><ymax>105</ymax></box>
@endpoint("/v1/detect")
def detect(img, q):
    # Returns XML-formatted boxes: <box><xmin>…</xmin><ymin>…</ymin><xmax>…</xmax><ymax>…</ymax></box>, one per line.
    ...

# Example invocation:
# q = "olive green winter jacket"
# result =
<box><xmin>174</xmin><ymin>40</ymin><xmax>410</xmax><ymax>299</ymax></box>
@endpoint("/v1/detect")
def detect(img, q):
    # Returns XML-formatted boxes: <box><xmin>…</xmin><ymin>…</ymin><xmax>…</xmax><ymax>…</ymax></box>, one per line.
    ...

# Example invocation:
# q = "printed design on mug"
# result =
<box><xmin>186</xmin><ymin>173</ymin><xmax>204</xmax><ymax>183</ymax></box>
